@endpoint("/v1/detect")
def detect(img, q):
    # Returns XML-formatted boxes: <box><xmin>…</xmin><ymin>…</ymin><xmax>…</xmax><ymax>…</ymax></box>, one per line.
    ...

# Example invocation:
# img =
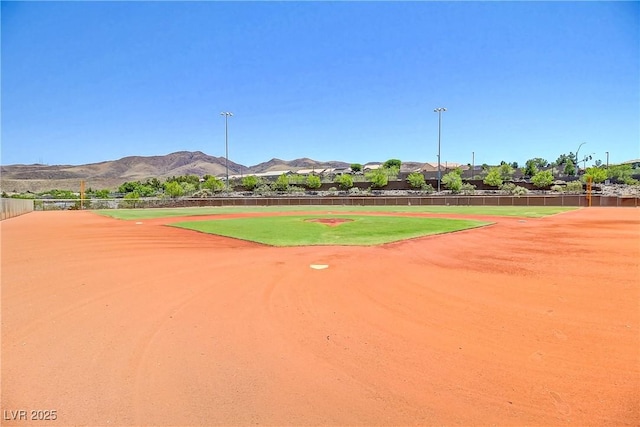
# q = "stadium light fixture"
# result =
<box><xmin>434</xmin><ymin>107</ymin><xmax>447</xmax><ymax>192</ymax></box>
<box><xmin>220</xmin><ymin>112</ymin><xmax>233</xmax><ymax>190</ymax></box>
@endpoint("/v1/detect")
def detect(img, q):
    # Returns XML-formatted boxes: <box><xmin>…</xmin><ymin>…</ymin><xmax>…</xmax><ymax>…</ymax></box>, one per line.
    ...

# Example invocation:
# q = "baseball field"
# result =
<box><xmin>1</xmin><ymin>206</ymin><xmax>638</xmax><ymax>425</ymax></box>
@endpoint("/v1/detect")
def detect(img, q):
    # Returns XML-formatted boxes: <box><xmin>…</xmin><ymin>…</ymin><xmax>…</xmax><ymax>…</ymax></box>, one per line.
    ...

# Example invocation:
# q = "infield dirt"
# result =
<box><xmin>2</xmin><ymin>208</ymin><xmax>638</xmax><ymax>425</ymax></box>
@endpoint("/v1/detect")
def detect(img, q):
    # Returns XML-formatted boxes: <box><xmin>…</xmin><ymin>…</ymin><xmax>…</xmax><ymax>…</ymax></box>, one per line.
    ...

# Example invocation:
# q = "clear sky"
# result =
<box><xmin>2</xmin><ymin>1</ymin><xmax>638</xmax><ymax>168</ymax></box>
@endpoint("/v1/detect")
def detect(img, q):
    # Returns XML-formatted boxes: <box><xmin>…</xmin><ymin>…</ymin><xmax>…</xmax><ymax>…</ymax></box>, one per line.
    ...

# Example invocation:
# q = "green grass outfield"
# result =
<box><xmin>171</xmin><ymin>215</ymin><xmax>491</xmax><ymax>246</ymax></box>
<box><xmin>97</xmin><ymin>205</ymin><xmax>576</xmax><ymax>220</ymax></box>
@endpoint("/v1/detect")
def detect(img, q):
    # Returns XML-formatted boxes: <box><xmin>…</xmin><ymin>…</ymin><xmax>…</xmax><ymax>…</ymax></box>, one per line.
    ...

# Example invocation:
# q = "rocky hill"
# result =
<box><xmin>1</xmin><ymin>151</ymin><xmax>394</xmax><ymax>193</ymax></box>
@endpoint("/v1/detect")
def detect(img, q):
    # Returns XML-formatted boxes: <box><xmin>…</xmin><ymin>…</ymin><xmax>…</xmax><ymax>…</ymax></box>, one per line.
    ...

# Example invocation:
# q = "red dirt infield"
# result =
<box><xmin>1</xmin><ymin>208</ymin><xmax>638</xmax><ymax>426</ymax></box>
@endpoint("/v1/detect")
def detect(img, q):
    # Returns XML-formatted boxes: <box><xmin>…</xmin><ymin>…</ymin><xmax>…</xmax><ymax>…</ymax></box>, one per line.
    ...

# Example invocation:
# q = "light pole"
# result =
<box><xmin>575</xmin><ymin>142</ymin><xmax>586</xmax><ymax>176</ymax></box>
<box><xmin>220</xmin><ymin>112</ymin><xmax>233</xmax><ymax>190</ymax></box>
<box><xmin>434</xmin><ymin>107</ymin><xmax>447</xmax><ymax>192</ymax></box>
<box><xmin>605</xmin><ymin>151</ymin><xmax>609</xmax><ymax>169</ymax></box>
<box><xmin>472</xmin><ymin>151</ymin><xmax>475</xmax><ymax>180</ymax></box>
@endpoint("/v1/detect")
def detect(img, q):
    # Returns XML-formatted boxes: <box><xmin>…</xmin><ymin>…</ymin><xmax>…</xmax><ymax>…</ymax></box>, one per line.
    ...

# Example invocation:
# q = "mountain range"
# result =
<box><xmin>0</xmin><ymin>151</ymin><xmax>424</xmax><ymax>193</ymax></box>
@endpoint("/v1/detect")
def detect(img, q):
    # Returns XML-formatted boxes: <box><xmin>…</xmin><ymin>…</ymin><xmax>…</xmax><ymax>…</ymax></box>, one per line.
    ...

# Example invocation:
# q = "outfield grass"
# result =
<box><xmin>171</xmin><ymin>215</ymin><xmax>491</xmax><ymax>246</ymax></box>
<box><xmin>97</xmin><ymin>205</ymin><xmax>576</xmax><ymax>220</ymax></box>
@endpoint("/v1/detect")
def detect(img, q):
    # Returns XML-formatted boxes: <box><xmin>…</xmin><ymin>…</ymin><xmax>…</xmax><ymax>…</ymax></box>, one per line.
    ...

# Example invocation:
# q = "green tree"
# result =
<box><xmin>523</xmin><ymin>159</ymin><xmax>539</xmax><ymax>177</ymax></box>
<box><xmin>532</xmin><ymin>158</ymin><xmax>549</xmax><ymax>168</ymax></box>
<box><xmin>305</xmin><ymin>174</ymin><xmax>322</xmax><ymax>189</ymax></box>
<box><xmin>273</xmin><ymin>174</ymin><xmax>290</xmax><ymax>191</ymax></box>
<box><xmin>334</xmin><ymin>174</ymin><xmax>354</xmax><ymax>190</ymax></box>
<box><xmin>366</xmin><ymin>168</ymin><xmax>388</xmax><ymax>188</ymax></box>
<box><xmin>499</xmin><ymin>163</ymin><xmax>515</xmax><ymax>180</ymax></box>
<box><xmin>564</xmin><ymin>160</ymin><xmax>576</xmax><ymax>176</ymax></box>
<box><xmin>442</xmin><ymin>171</ymin><xmax>463</xmax><ymax>193</ymax></box>
<box><xmin>118</xmin><ymin>181</ymin><xmax>140</xmax><ymax>194</ymax></box>
<box><xmin>94</xmin><ymin>189</ymin><xmax>111</xmax><ymax>198</ymax></box>
<box><xmin>164</xmin><ymin>181</ymin><xmax>184</xmax><ymax>198</ymax></box>
<box><xmin>350</xmin><ymin>163</ymin><xmax>362</xmax><ymax>173</ymax></box>
<box><xmin>203</xmin><ymin>176</ymin><xmax>225</xmax><ymax>192</ymax></box>
<box><xmin>137</xmin><ymin>185</ymin><xmax>156</xmax><ymax>197</ymax></box>
<box><xmin>483</xmin><ymin>167</ymin><xmax>503</xmax><ymax>187</ymax></box>
<box><xmin>556</xmin><ymin>152</ymin><xmax>577</xmax><ymax>168</ymax></box>
<box><xmin>383</xmin><ymin>159</ymin><xmax>402</xmax><ymax>170</ymax></box>
<box><xmin>582</xmin><ymin>167</ymin><xmax>607</xmax><ymax>183</ymax></box>
<box><xmin>607</xmin><ymin>164</ymin><xmax>638</xmax><ymax>184</ymax></box>
<box><xmin>241</xmin><ymin>175</ymin><xmax>261</xmax><ymax>191</ymax></box>
<box><xmin>384</xmin><ymin>166</ymin><xmax>400</xmax><ymax>179</ymax></box>
<box><xmin>406</xmin><ymin>172</ymin><xmax>426</xmax><ymax>189</ymax></box>
<box><xmin>531</xmin><ymin>170</ymin><xmax>554</xmax><ymax>189</ymax></box>
<box><xmin>145</xmin><ymin>177</ymin><xmax>163</xmax><ymax>190</ymax></box>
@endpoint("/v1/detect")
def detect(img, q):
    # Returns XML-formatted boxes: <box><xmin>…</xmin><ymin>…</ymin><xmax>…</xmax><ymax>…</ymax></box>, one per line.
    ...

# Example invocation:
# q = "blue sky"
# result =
<box><xmin>2</xmin><ymin>1</ymin><xmax>638</xmax><ymax>167</ymax></box>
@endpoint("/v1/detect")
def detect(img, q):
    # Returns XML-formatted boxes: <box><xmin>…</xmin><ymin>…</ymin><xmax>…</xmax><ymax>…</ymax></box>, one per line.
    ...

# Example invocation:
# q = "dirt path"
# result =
<box><xmin>2</xmin><ymin>208</ymin><xmax>638</xmax><ymax>425</ymax></box>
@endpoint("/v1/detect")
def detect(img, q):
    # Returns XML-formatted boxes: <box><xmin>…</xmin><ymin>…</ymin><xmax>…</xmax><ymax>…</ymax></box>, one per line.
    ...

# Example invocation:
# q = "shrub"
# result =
<box><xmin>565</xmin><ymin>181</ymin><xmax>583</xmax><ymax>193</ymax></box>
<box><xmin>203</xmin><ymin>176</ymin><xmax>225</xmax><ymax>192</ymax></box>
<box><xmin>254</xmin><ymin>184</ymin><xmax>273</xmax><ymax>195</ymax></box>
<box><xmin>348</xmin><ymin>187</ymin><xmax>362</xmax><ymax>195</ymax></box>
<box><xmin>500</xmin><ymin>182</ymin><xmax>516</xmax><ymax>194</ymax></box>
<box><xmin>334</xmin><ymin>174</ymin><xmax>354</xmax><ymax>190</ymax></box>
<box><xmin>460</xmin><ymin>182</ymin><xmax>476</xmax><ymax>195</ymax></box>
<box><xmin>180</xmin><ymin>182</ymin><xmax>197</xmax><ymax>196</ymax></box>
<box><xmin>350</xmin><ymin>163</ymin><xmax>362</xmax><ymax>173</ymax></box>
<box><xmin>531</xmin><ymin>170</ymin><xmax>554</xmax><ymax>189</ymax></box>
<box><xmin>550</xmin><ymin>185</ymin><xmax>564</xmax><ymax>193</ymax></box>
<box><xmin>164</xmin><ymin>181</ymin><xmax>184</xmax><ymax>198</ymax></box>
<box><xmin>421</xmin><ymin>183</ymin><xmax>435</xmax><ymax>194</ymax></box>
<box><xmin>512</xmin><ymin>185</ymin><xmax>528</xmax><ymax>196</ymax></box>
<box><xmin>483</xmin><ymin>168</ymin><xmax>503</xmax><ymax>187</ymax></box>
<box><xmin>582</xmin><ymin>167</ymin><xmax>607</xmax><ymax>184</ymax></box>
<box><xmin>273</xmin><ymin>174</ymin><xmax>290</xmax><ymax>191</ymax></box>
<box><xmin>305</xmin><ymin>174</ymin><xmax>322</xmax><ymax>189</ymax></box>
<box><xmin>407</xmin><ymin>172</ymin><xmax>426</xmax><ymax>189</ymax></box>
<box><xmin>123</xmin><ymin>191</ymin><xmax>140</xmax><ymax>208</ymax></box>
<box><xmin>242</xmin><ymin>175</ymin><xmax>261</xmax><ymax>191</ymax></box>
<box><xmin>384</xmin><ymin>166</ymin><xmax>400</xmax><ymax>179</ymax></box>
<box><xmin>288</xmin><ymin>174</ymin><xmax>306</xmax><ymax>185</ymax></box>
<box><xmin>366</xmin><ymin>169</ymin><xmax>388</xmax><ymax>188</ymax></box>
<box><xmin>287</xmin><ymin>185</ymin><xmax>305</xmax><ymax>194</ymax></box>
<box><xmin>500</xmin><ymin>183</ymin><xmax>528</xmax><ymax>196</ymax></box>
<box><xmin>442</xmin><ymin>171</ymin><xmax>463</xmax><ymax>193</ymax></box>
<box><xmin>192</xmin><ymin>189</ymin><xmax>213</xmax><ymax>198</ymax></box>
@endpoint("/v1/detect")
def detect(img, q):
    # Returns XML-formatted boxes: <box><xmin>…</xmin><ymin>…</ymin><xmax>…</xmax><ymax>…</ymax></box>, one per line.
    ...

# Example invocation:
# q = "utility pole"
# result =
<box><xmin>433</xmin><ymin>107</ymin><xmax>447</xmax><ymax>192</ymax></box>
<box><xmin>220</xmin><ymin>112</ymin><xmax>233</xmax><ymax>190</ymax></box>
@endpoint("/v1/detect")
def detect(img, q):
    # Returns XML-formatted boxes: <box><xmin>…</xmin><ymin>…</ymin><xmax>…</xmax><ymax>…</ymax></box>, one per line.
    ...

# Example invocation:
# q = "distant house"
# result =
<box><xmin>420</xmin><ymin>162</ymin><xmax>468</xmax><ymax>173</ymax></box>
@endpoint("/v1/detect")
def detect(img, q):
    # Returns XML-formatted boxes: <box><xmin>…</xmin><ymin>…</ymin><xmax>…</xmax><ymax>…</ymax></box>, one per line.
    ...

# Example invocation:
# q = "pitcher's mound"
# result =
<box><xmin>305</xmin><ymin>218</ymin><xmax>354</xmax><ymax>227</ymax></box>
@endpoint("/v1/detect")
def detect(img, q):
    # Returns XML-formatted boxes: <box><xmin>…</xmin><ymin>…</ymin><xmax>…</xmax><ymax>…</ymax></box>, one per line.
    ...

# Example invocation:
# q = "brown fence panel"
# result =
<box><xmin>619</xmin><ymin>197</ymin><xmax>638</xmax><ymax>207</ymax></box>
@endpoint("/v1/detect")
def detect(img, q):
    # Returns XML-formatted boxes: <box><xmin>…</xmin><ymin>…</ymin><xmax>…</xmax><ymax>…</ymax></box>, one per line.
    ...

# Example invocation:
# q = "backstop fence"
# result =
<box><xmin>31</xmin><ymin>194</ymin><xmax>640</xmax><ymax>211</ymax></box>
<box><xmin>1</xmin><ymin>198</ymin><xmax>35</xmax><ymax>220</ymax></box>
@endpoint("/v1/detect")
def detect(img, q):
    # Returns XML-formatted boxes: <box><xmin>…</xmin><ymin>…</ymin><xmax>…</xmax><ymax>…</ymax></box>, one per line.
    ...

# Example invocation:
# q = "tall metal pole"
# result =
<box><xmin>605</xmin><ymin>151</ymin><xmax>609</xmax><ymax>169</ymax></box>
<box><xmin>434</xmin><ymin>107</ymin><xmax>447</xmax><ymax>192</ymax></box>
<box><xmin>220</xmin><ymin>112</ymin><xmax>233</xmax><ymax>190</ymax></box>
<box><xmin>575</xmin><ymin>141</ymin><xmax>586</xmax><ymax>176</ymax></box>
<box><xmin>472</xmin><ymin>151</ymin><xmax>475</xmax><ymax>180</ymax></box>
